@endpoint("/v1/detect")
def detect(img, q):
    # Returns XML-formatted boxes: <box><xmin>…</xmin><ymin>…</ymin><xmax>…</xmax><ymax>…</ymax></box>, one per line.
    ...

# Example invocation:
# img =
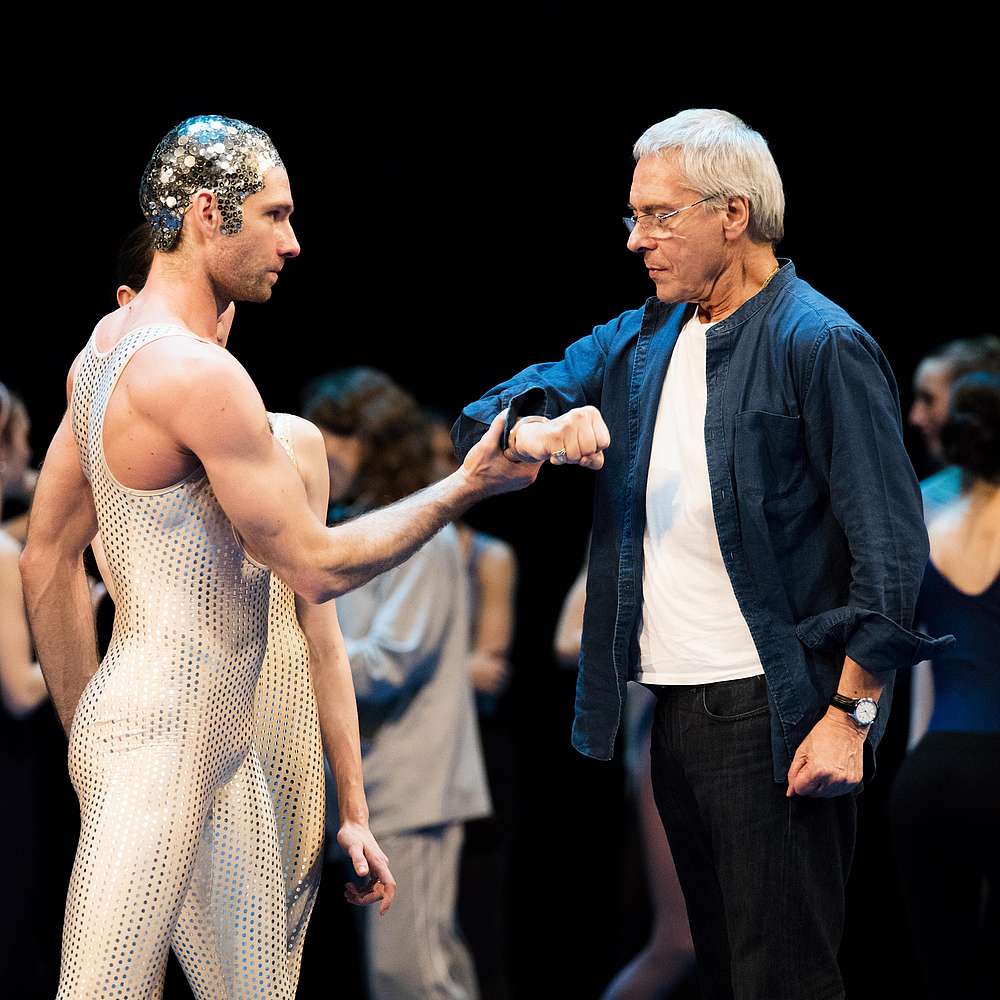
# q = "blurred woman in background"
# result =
<box><xmin>0</xmin><ymin>384</ymin><xmax>45</xmax><ymax>715</ymax></box>
<box><xmin>891</xmin><ymin>371</ymin><xmax>1000</xmax><ymax>1000</ymax></box>
<box><xmin>1</xmin><ymin>383</ymin><xmax>75</xmax><ymax>998</ymax></box>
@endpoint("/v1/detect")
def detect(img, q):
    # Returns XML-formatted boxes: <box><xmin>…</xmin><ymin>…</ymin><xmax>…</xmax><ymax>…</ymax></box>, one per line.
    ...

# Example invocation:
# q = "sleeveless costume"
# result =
<box><xmin>60</xmin><ymin>326</ymin><xmax>316</xmax><ymax>998</ymax></box>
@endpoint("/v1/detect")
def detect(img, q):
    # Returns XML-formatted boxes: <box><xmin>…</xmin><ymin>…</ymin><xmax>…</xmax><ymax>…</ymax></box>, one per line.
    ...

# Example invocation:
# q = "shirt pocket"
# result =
<box><xmin>734</xmin><ymin>410</ymin><xmax>806</xmax><ymax>502</ymax></box>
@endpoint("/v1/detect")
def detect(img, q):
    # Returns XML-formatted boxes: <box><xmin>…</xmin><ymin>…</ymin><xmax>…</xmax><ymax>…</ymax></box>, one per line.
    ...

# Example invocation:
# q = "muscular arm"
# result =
<box><xmin>0</xmin><ymin>534</ymin><xmax>48</xmax><ymax>716</ymax></box>
<box><xmin>161</xmin><ymin>344</ymin><xmax>538</xmax><ymax>602</ymax></box>
<box><xmin>19</xmin><ymin>410</ymin><xmax>100</xmax><ymax>734</ymax></box>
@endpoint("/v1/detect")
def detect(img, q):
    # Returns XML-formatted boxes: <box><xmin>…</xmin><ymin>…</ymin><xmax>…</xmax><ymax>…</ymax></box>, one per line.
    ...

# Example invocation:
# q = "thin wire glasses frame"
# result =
<box><xmin>623</xmin><ymin>196</ymin><xmax>713</xmax><ymax>236</ymax></box>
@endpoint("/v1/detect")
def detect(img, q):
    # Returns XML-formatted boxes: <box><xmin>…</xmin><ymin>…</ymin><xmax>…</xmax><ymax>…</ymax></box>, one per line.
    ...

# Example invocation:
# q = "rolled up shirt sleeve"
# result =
<box><xmin>451</xmin><ymin>316</ymin><xmax>619</xmax><ymax>458</ymax></box>
<box><xmin>795</xmin><ymin>326</ymin><xmax>954</xmax><ymax>671</ymax></box>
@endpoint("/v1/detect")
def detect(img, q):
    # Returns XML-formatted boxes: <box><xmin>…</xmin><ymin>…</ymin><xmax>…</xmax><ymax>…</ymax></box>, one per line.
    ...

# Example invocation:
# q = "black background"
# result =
<box><xmin>3</xmin><ymin>7</ymin><xmax>992</xmax><ymax>997</ymax></box>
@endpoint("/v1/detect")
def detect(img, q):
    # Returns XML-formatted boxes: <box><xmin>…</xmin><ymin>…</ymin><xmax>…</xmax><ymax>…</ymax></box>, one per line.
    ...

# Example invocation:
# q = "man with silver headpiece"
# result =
<box><xmin>20</xmin><ymin>114</ymin><xmax>541</xmax><ymax>999</ymax></box>
<box><xmin>453</xmin><ymin>109</ymin><xmax>951</xmax><ymax>999</ymax></box>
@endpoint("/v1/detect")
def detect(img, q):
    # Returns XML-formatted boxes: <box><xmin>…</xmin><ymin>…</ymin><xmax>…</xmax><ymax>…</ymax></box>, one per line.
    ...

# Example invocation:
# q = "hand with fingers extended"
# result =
<box><xmin>462</xmin><ymin>410</ymin><xmax>544</xmax><ymax>497</ymax></box>
<box><xmin>338</xmin><ymin>820</ymin><xmax>397</xmax><ymax>915</ymax></box>
<box><xmin>503</xmin><ymin>406</ymin><xmax>611</xmax><ymax>470</ymax></box>
<box><xmin>785</xmin><ymin>709</ymin><xmax>866</xmax><ymax>799</ymax></box>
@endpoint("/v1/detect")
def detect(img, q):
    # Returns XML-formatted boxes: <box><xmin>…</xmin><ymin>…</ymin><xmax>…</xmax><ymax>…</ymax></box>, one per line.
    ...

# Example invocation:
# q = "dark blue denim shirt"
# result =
<box><xmin>453</xmin><ymin>261</ymin><xmax>953</xmax><ymax>781</ymax></box>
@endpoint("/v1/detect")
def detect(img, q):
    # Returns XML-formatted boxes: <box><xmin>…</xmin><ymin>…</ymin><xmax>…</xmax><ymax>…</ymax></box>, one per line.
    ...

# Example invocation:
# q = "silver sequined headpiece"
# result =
<box><xmin>140</xmin><ymin>115</ymin><xmax>283</xmax><ymax>252</ymax></box>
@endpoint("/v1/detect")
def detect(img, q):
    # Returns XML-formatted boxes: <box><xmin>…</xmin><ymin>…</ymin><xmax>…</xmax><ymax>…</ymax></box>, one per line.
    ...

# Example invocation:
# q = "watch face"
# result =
<box><xmin>854</xmin><ymin>700</ymin><xmax>878</xmax><ymax>725</ymax></box>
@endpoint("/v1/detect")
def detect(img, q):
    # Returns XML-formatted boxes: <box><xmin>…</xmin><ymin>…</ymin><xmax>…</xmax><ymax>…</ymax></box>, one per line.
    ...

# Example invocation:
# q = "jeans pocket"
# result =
<box><xmin>701</xmin><ymin>674</ymin><xmax>770</xmax><ymax>721</ymax></box>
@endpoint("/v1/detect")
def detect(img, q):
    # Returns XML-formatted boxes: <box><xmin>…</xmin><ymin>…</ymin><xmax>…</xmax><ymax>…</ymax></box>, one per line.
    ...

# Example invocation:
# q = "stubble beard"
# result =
<box><xmin>212</xmin><ymin>257</ymin><xmax>272</xmax><ymax>305</ymax></box>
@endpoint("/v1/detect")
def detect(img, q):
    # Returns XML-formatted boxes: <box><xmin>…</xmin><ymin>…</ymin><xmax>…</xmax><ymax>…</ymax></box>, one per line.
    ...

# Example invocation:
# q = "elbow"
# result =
<box><xmin>283</xmin><ymin>530</ymin><xmax>362</xmax><ymax>603</ymax></box>
<box><xmin>280</xmin><ymin>546</ymin><xmax>350</xmax><ymax>604</ymax></box>
<box><xmin>18</xmin><ymin>543</ymin><xmax>46</xmax><ymax>588</ymax></box>
<box><xmin>20</xmin><ymin>537</ymin><xmax>79</xmax><ymax>582</ymax></box>
<box><xmin>297</xmin><ymin>572</ymin><xmax>349</xmax><ymax>605</ymax></box>
<box><xmin>296</xmin><ymin>577</ymin><xmax>330</xmax><ymax>605</ymax></box>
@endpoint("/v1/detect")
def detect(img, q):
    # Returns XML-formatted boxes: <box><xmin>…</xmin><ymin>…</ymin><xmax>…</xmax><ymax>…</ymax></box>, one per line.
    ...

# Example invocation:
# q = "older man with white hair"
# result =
<box><xmin>454</xmin><ymin>109</ymin><xmax>951</xmax><ymax>999</ymax></box>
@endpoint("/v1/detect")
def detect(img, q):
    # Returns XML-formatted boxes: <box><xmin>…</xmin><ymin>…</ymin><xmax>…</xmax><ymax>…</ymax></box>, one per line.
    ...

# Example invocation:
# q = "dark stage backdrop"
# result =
<box><xmin>4</xmin><ymin>10</ymin><xmax>991</xmax><ymax>998</ymax></box>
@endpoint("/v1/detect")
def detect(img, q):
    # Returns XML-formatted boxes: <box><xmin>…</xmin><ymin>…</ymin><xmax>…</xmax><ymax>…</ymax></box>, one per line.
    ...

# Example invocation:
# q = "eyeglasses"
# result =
<box><xmin>623</xmin><ymin>197</ymin><xmax>712</xmax><ymax>237</ymax></box>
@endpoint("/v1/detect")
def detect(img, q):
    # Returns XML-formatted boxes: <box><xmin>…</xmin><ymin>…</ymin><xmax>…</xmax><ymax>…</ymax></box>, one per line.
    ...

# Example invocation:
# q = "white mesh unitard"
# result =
<box><xmin>61</xmin><ymin>325</ymin><xmax>290</xmax><ymax>998</ymax></box>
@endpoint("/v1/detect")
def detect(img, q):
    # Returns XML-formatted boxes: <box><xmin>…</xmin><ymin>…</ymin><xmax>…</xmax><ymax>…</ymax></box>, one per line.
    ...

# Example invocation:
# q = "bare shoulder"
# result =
<box><xmin>927</xmin><ymin>498</ymin><xmax>965</xmax><ymax>549</ymax></box>
<box><xmin>127</xmin><ymin>337</ymin><xmax>265</xmax><ymax>430</ymax></box>
<box><xmin>285</xmin><ymin>415</ymin><xmax>326</xmax><ymax>474</ymax></box>
<box><xmin>132</xmin><ymin>334</ymin><xmax>250</xmax><ymax>393</ymax></box>
<box><xmin>285</xmin><ymin>414</ymin><xmax>325</xmax><ymax>455</ymax></box>
<box><xmin>284</xmin><ymin>415</ymin><xmax>329</xmax><ymax>513</ymax></box>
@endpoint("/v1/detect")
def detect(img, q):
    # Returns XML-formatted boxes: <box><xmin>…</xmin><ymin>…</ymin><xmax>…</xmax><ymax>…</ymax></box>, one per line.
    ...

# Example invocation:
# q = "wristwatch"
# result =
<box><xmin>829</xmin><ymin>693</ymin><xmax>879</xmax><ymax>728</ymax></box>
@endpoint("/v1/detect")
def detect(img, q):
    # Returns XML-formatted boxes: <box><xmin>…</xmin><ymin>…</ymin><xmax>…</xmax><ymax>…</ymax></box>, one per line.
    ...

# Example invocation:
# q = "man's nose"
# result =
<box><xmin>280</xmin><ymin>223</ymin><xmax>301</xmax><ymax>259</ymax></box>
<box><xmin>626</xmin><ymin>226</ymin><xmax>655</xmax><ymax>254</ymax></box>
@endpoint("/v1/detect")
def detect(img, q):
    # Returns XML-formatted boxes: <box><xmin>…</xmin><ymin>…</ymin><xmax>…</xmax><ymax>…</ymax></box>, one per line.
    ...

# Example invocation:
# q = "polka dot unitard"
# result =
<box><xmin>61</xmin><ymin>325</ymin><xmax>290</xmax><ymax>998</ymax></box>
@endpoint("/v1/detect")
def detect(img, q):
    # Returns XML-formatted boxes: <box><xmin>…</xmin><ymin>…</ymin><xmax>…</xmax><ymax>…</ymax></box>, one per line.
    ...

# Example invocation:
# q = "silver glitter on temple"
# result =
<box><xmin>140</xmin><ymin>115</ymin><xmax>283</xmax><ymax>252</ymax></box>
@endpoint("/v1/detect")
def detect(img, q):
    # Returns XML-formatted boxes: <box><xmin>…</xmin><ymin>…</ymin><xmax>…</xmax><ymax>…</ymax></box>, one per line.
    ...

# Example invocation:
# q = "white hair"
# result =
<box><xmin>633</xmin><ymin>109</ymin><xmax>785</xmax><ymax>244</ymax></box>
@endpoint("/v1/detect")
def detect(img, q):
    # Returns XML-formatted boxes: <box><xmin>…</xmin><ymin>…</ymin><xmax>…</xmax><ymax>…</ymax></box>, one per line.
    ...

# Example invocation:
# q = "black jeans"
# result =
<box><xmin>648</xmin><ymin>675</ymin><xmax>856</xmax><ymax>1000</ymax></box>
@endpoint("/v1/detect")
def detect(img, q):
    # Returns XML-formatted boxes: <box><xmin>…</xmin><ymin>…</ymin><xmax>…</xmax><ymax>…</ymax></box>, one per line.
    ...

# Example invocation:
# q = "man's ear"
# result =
<box><xmin>188</xmin><ymin>188</ymin><xmax>223</xmax><ymax>243</ymax></box>
<box><xmin>722</xmin><ymin>195</ymin><xmax>751</xmax><ymax>242</ymax></box>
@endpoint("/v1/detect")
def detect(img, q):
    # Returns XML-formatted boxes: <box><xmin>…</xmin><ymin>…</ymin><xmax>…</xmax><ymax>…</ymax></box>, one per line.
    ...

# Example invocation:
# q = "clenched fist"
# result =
<box><xmin>504</xmin><ymin>406</ymin><xmax>611</xmax><ymax>470</ymax></box>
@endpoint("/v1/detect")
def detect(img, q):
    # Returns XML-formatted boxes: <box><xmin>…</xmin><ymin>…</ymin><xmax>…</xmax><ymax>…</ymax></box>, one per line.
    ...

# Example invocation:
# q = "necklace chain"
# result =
<box><xmin>758</xmin><ymin>261</ymin><xmax>781</xmax><ymax>293</ymax></box>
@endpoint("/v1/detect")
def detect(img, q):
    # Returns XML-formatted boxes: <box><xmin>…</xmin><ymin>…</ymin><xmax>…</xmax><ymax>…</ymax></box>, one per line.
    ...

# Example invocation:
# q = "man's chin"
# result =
<box><xmin>649</xmin><ymin>273</ymin><xmax>683</xmax><ymax>304</ymax></box>
<box><xmin>237</xmin><ymin>286</ymin><xmax>273</xmax><ymax>305</ymax></box>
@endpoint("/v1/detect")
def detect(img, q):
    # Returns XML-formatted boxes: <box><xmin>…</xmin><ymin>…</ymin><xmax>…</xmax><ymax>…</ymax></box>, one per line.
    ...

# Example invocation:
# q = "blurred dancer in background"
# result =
<box><xmin>909</xmin><ymin>335</ymin><xmax>1000</xmax><ymax>517</ymax></box>
<box><xmin>0</xmin><ymin>388</ymin><xmax>36</xmax><ymax>544</ymax></box>
<box><xmin>305</xmin><ymin>372</ymin><xmax>490</xmax><ymax>1000</ymax></box>
<box><xmin>891</xmin><ymin>372</ymin><xmax>1000</xmax><ymax>999</ymax></box>
<box><xmin>430</xmin><ymin>413</ymin><xmax>518</xmax><ymax>1000</ymax></box>
<box><xmin>1</xmin><ymin>383</ymin><xmax>75</xmax><ymax>998</ymax></box>
<box><xmin>907</xmin><ymin>336</ymin><xmax>1000</xmax><ymax>745</ymax></box>
<box><xmin>0</xmin><ymin>385</ymin><xmax>44</xmax><ymax>715</ymax></box>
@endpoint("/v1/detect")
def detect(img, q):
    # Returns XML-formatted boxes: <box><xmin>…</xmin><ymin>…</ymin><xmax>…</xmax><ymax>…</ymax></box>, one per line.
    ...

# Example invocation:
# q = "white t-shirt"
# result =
<box><xmin>636</xmin><ymin>308</ymin><xmax>764</xmax><ymax>686</ymax></box>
